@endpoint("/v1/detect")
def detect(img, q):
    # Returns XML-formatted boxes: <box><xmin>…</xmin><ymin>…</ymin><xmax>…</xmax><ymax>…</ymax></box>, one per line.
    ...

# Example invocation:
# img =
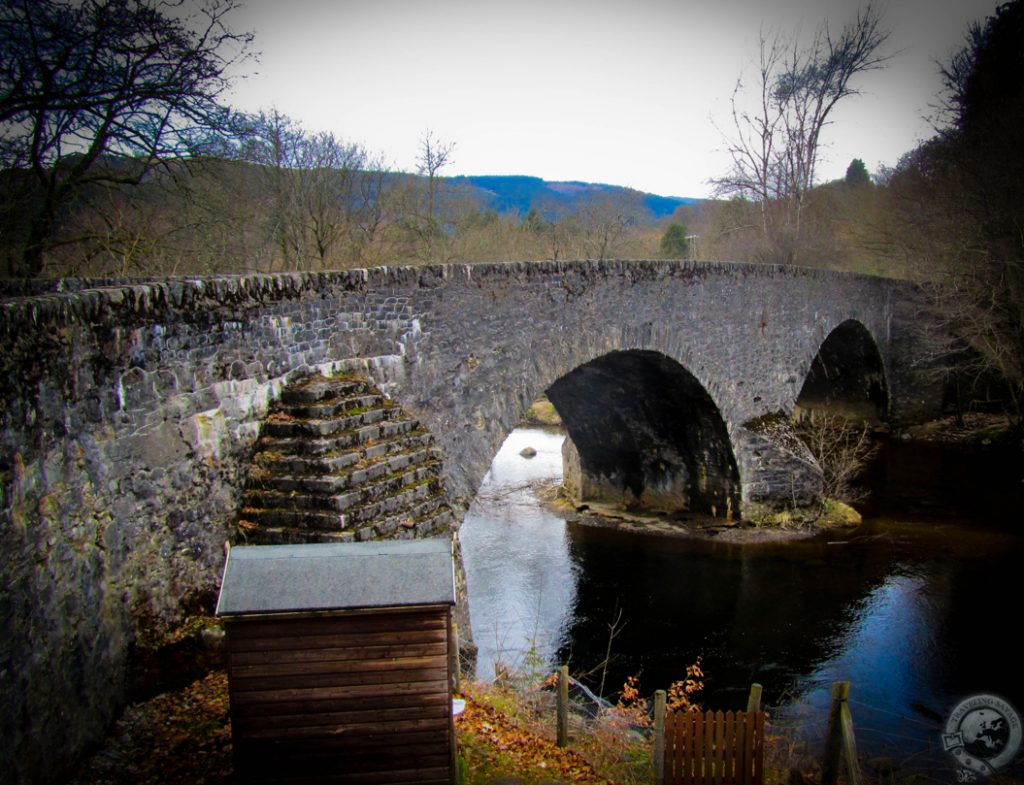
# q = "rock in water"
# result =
<box><xmin>519</xmin><ymin>447</ymin><xmax>537</xmax><ymax>458</ymax></box>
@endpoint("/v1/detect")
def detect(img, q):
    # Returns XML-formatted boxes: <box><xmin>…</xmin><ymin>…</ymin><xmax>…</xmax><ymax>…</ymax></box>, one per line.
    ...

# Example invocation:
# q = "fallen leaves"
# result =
<box><xmin>456</xmin><ymin>690</ymin><xmax>614</xmax><ymax>785</ymax></box>
<box><xmin>70</xmin><ymin>667</ymin><xmax>641</xmax><ymax>785</ymax></box>
<box><xmin>68</xmin><ymin>672</ymin><xmax>232</xmax><ymax>785</ymax></box>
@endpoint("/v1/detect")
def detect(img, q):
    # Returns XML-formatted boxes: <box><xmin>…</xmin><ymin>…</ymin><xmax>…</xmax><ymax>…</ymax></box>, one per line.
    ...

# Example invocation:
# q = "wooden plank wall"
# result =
<box><xmin>664</xmin><ymin>710</ymin><xmax>765</xmax><ymax>785</ymax></box>
<box><xmin>226</xmin><ymin>607</ymin><xmax>454</xmax><ymax>785</ymax></box>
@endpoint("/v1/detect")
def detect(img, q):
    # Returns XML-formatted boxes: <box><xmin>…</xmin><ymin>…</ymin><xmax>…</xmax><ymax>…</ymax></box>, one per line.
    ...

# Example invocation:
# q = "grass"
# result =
<box><xmin>523</xmin><ymin>397</ymin><xmax>563</xmax><ymax>427</ymax></box>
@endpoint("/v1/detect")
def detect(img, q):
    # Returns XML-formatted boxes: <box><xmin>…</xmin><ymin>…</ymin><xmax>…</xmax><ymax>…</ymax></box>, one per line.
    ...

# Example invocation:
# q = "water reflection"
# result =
<box><xmin>461</xmin><ymin>428</ymin><xmax>1024</xmax><ymax>766</ymax></box>
<box><xmin>460</xmin><ymin>429</ymin><xmax>575</xmax><ymax>677</ymax></box>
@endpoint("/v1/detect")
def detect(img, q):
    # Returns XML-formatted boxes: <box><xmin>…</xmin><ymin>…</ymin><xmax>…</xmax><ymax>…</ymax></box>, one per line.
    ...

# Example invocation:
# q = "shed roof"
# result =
<box><xmin>215</xmin><ymin>538</ymin><xmax>455</xmax><ymax>617</ymax></box>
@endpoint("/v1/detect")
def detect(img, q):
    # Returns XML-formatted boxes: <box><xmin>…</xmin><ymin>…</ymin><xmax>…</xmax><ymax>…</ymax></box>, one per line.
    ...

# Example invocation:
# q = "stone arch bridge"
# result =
<box><xmin>0</xmin><ymin>260</ymin><xmax>941</xmax><ymax>783</ymax></box>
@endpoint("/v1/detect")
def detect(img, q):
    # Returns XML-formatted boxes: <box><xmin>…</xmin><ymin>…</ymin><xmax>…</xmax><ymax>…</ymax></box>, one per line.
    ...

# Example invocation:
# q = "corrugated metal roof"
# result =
<box><xmin>215</xmin><ymin>538</ymin><xmax>455</xmax><ymax>616</ymax></box>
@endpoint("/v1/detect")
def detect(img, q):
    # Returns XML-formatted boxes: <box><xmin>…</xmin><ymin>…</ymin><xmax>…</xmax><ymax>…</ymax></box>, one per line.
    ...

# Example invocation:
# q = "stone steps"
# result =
<box><xmin>241</xmin><ymin>490</ymin><xmax>443</xmax><ymax>531</ymax></box>
<box><xmin>256</xmin><ymin>421</ymin><xmax>428</xmax><ymax>458</ymax></box>
<box><xmin>235</xmin><ymin>372</ymin><xmax>452</xmax><ymax>545</ymax></box>
<box><xmin>242</xmin><ymin>506</ymin><xmax>454</xmax><ymax>546</ymax></box>
<box><xmin>277</xmin><ymin>393</ymin><xmax>384</xmax><ymax>421</ymax></box>
<box><xmin>279</xmin><ymin>376</ymin><xmax>369</xmax><ymax>404</ymax></box>
<box><xmin>261</xmin><ymin>405</ymin><xmax>405</xmax><ymax>439</ymax></box>
<box><xmin>244</xmin><ymin>464</ymin><xmax>439</xmax><ymax>513</ymax></box>
<box><xmin>248</xmin><ymin>449</ymin><xmax>439</xmax><ymax>496</ymax></box>
<box><xmin>251</xmin><ymin>432</ymin><xmax>434</xmax><ymax>476</ymax></box>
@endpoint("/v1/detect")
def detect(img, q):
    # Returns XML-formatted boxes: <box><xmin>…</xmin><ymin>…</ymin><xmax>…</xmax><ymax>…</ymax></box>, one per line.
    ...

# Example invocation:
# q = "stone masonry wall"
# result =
<box><xmin>0</xmin><ymin>261</ymin><xmax>940</xmax><ymax>784</ymax></box>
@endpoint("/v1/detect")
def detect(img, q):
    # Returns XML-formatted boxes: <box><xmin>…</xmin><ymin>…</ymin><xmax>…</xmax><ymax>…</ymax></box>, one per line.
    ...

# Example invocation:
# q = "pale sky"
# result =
<box><xmin>227</xmin><ymin>0</ymin><xmax>998</xmax><ymax>199</ymax></box>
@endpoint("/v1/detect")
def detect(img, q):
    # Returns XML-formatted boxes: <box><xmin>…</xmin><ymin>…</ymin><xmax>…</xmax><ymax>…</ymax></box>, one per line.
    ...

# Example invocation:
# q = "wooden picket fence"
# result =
<box><xmin>662</xmin><ymin>709</ymin><xmax>765</xmax><ymax>785</ymax></box>
<box><xmin>552</xmin><ymin>671</ymin><xmax>858</xmax><ymax>785</ymax></box>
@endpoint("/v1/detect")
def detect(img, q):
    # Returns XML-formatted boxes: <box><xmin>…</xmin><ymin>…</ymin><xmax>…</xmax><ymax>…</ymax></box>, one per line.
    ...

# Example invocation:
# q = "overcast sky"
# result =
<box><xmin>227</xmin><ymin>0</ymin><xmax>998</xmax><ymax>199</ymax></box>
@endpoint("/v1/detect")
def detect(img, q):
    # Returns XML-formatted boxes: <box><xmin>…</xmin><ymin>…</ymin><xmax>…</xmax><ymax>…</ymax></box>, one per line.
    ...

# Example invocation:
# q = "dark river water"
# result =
<box><xmin>460</xmin><ymin>427</ymin><xmax>1024</xmax><ymax>773</ymax></box>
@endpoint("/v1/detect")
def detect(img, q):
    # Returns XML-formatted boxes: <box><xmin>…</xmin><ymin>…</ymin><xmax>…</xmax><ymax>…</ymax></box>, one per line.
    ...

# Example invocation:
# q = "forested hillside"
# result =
<box><xmin>0</xmin><ymin>148</ymin><xmax>703</xmax><ymax>277</ymax></box>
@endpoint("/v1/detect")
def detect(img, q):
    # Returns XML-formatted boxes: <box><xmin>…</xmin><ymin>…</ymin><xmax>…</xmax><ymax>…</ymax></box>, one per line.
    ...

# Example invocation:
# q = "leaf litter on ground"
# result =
<box><xmin>69</xmin><ymin>668</ymin><xmax>616</xmax><ymax>785</ymax></box>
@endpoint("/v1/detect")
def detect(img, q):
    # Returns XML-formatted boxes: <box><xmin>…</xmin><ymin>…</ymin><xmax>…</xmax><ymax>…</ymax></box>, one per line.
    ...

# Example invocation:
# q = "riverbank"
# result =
<box><xmin>901</xmin><ymin>411</ymin><xmax>1015</xmax><ymax>443</ymax></box>
<box><xmin>527</xmin><ymin>412</ymin><xmax>1022</xmax><ymax>543</ymax></box>
<box><xmin>537</xmin><ymin>484</ymin><xmax>860</xmax><ymax>543</ymax></box>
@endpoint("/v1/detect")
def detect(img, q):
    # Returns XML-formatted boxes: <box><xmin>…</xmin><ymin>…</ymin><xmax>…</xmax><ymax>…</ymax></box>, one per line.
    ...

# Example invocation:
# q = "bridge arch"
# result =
<box><xmin>544</xmin><ymin>349</ymin><xmax>741</xmax><ymax>519</ymax></box>
<box><xmin>796</xmin><ymin>318</ymin><xmax>889</xmax><ymax>423</ymax></box>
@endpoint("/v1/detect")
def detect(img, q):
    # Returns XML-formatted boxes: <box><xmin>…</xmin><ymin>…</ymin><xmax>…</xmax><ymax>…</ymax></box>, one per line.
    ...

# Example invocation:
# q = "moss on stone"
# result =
<box><xmin>819</xmin><ymin>498</ymin><xmax>862</xmax><ymax>527</ymax></box>
<box><xmin>750</xmin><ymin>508</ymin><xmax>799</xmax><ymax>529</ymax></box>
<box><xmin>749</xmin><ymin>498</ymin><xmax>861</xmax><ymax>529</ymax></box>
<box><xmin>522</xmin><ymin>397</ymin><xmax>562</xmax><ymax>427</ymax></box>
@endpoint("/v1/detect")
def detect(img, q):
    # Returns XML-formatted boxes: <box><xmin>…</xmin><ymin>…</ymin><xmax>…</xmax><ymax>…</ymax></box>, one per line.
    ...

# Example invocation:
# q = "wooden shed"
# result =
<box><xmin>215</xmin><ymin>538</ymin><xmax>457</xmax><ymax>785</ymax></box>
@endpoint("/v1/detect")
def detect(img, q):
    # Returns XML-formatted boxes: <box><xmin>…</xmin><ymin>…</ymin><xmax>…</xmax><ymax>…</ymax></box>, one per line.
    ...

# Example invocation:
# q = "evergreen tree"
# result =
<box><xmin>941</xmin><ymin>0</ymin><xmax>1024</xmax><ymax>260</ymax></box>
<box><xmin>659</xmin><ymin>222</ymin><xmax>691</xmax><ymax>258</ymax></box>
<box><xmin>844</xmin><ymin>159</ymin><xmax>871</xmax><ymax>188</ymax></box>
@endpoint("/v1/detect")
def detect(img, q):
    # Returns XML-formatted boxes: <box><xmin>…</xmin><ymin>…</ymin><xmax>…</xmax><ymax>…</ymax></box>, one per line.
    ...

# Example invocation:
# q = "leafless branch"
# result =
<box><xmin>712</xmin><ymin>4</ymin><xmax>889</xmax><ymax>264</ymax></box>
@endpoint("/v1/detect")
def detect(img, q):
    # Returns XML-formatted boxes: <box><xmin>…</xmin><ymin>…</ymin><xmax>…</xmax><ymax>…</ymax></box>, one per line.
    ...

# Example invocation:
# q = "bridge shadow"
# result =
<box><xmin>546</xmin><ymin>350</ymin><xmax>741</xmax><ymax>520</ymax></box>
<box><xmin>797</xmin><ymin>319</ymin><xmax>890</xmax><ymax>423</ymax></box>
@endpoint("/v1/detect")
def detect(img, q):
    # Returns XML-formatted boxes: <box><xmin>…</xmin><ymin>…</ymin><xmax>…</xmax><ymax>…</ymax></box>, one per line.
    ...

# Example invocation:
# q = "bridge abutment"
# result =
<box><xmin>734</xmin><ymin>416</ymin><xmax>824</xmax><ymax>517</ymax></box>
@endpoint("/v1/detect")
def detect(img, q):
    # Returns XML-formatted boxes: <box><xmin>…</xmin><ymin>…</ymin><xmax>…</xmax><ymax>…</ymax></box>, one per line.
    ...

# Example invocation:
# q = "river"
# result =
<box><xmin>460</xmin><ymin>426</ymin><xmax>1024</xmax><ymax>773</ymax></box>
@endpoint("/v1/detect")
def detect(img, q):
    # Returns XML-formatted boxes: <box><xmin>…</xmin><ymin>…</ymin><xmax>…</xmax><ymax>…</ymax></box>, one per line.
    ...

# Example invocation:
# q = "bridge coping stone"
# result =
<box><xmin>0</xmin><ymin>259</ymin><xmax>908</xmax><ymax>332</ymax></box>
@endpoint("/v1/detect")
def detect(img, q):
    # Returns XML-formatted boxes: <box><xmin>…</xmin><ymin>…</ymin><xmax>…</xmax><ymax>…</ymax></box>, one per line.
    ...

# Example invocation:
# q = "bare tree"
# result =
<box><xmin>713</xmin><ymin>5</ymin><xmax>888</xmax><ymax>264</ymax></box>
<box><xmin>533</xmin><ymin>196</ymin><xmax>577</xmax><ymax>261</ymax></box>
<box><xmin>347</xmin><ymin>159</ymin><xmax>396</xmax><ymax>267</ymax></box>
<box><xmin>403</xmin><ymin>130</ymin><xmax>456</xmax><ymax>262</ymax></box>
<box><xmin>297</xmin><ymin>131</ymin><xmax>367</xmax><ymax>267</ymax></box>
<box><xmin>417</xmin><ymin>130</ymin><xmax>455</xmax><ymax>217</ymax></box>
<box><xmin>0</xmin><ymin>0</ymin><xmax>254</xmax><ymax>277</ymax></box>
<box><xmin>576</xmin><ymin>189</ymin><xmax>644</xmax><ymax>261</ymax></box>
<box><xmin>235</xmin><ymin>110</ymin><xmax>372</xmax><ymax>270</ymax></box>
<box><xmin>236</xmin><ymin>109</ymin><xmax>306</xmax><ymax>269</ymax></box>
<box><xmin>795</xmin><ymin>413</ymin><xmax>878</xmax><ymax>503</ymax></box>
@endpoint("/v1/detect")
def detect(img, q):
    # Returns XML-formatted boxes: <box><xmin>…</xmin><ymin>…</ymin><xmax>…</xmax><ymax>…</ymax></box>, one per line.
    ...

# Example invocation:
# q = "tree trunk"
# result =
<box><xmin>18</xmin><ymin>210</ymin><xmax>53</xmax><ymax>278</ymax></box>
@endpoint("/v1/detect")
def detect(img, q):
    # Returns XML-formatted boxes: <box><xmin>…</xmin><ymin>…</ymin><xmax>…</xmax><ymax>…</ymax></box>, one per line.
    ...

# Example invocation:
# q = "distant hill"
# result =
<box><xmin>447</xmin><ymin>175</ymin><xmax>702</xmax><ymax>220</ymax></box>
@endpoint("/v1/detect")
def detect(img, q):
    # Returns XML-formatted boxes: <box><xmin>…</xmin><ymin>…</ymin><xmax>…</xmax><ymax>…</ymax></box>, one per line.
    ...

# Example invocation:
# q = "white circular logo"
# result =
<box><xmin>943</xmin><ymin>694</ymin><xmax>1022</xmax><ymax>776</ymax></box>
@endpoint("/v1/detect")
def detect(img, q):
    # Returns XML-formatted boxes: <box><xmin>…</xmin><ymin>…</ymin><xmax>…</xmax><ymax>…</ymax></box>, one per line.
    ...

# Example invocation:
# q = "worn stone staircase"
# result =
<box><xmin>236</xmin><ymin>373</ymin><xmax>453</xmax><ymax>544</ymax></box>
